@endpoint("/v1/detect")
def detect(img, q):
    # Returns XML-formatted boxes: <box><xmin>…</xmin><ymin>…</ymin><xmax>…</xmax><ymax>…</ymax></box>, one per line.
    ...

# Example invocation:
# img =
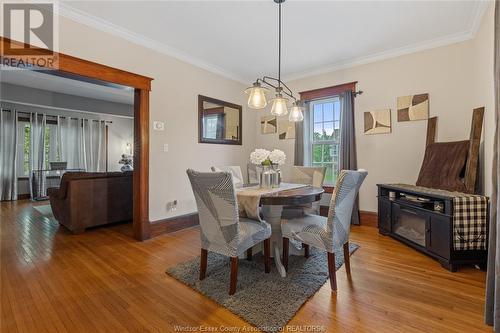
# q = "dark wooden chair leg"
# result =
<box><xmin>327</xmin><ymin>252</ymin><xmax>337</xmax><ymax>291</ymax></box>
<box><xmin>343</xmin><ymin>242</ymin><xmax>351</xmax><ymax>277</ymax></box>
<box><xmin>303</xmin><ymin>243</ymin><xmax>310</xmax><ymax>258</ymax></box>
<box><xmin>200</xmin><ymin>248</ymin><xmax>208</xmax><ymax>280</ymax></box>
<box><xmin>282</xmin><ymin>237</ymin><xmax>289</xmax><ymax>272</ymax></box>
<box><xmin>229</xmin><ymin>257</ymin><xmax>238</xmax><ymax>295</ymax></box>
<box><xmin>246</xmin><ymin>248</ymin><xmax>253</xmax><ymax>261</ymax></box>
<box><xmin>264</xmin><ymin>238</ymin><xmax>271</xmax><ymax>273</ymax></box>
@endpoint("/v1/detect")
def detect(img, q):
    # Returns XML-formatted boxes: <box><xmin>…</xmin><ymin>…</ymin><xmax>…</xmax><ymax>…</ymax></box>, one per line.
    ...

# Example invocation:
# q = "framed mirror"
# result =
<box><xmin>198</xmin><ymin>95</ymin><xmax>242</xmax><ymax>145</ymax></box>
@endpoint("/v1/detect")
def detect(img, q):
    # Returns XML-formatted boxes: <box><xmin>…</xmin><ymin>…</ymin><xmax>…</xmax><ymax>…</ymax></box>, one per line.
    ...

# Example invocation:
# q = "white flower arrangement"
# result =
<box><xmin>269</xmin><ymin>149</ymin><xmax>286</xmax><ymax>165</ymax></box>
<box><xmin>250</xmin><ymin>149</ymin><xmax>270</xmax><ymax>165</ymax></box>
<box><xmin>249</xmin><ymin>148</ymin><xmax>286</xmax><ymax>166</ymax></box>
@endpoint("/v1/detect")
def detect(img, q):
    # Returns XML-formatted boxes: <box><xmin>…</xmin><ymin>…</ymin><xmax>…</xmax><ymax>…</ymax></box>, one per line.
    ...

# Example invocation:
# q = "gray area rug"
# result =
<box><xmin>33</xmin><ymin>204</ymin><xmax>53</xmax><ymax>217</ymax></box>
<box><xmin>166</xmin><ymin>243</ymin><xmax>359</xmax><ymax>332</ymax></box>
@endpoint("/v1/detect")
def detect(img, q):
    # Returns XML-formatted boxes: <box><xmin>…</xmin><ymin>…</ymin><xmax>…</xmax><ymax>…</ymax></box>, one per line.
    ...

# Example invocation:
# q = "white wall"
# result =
<box><xmin>107</xmin><ymin>117</ymin><xmax>134</xmax><ymax>172</ymax></box>
<box><xmin>256</xmin><ymin>3</ymin><xmax>495</xmax><ymax>213</ymax></box>
<box><xmin>472</xmin><ymin>4</ymin><xmax>495</xmax><ymax>202</ymax></box>
<box><xmin>55</xmin><ymin>15</ymin><xmax>257</xmax><ymax>221</ymax></box>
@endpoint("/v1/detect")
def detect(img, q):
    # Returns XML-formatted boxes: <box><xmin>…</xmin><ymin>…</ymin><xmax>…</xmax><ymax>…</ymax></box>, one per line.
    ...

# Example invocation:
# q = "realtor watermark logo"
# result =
<box><xmin>1</xmin><ymin>1</ymin><xmax>59</xmax><ymax>69</ymax></box>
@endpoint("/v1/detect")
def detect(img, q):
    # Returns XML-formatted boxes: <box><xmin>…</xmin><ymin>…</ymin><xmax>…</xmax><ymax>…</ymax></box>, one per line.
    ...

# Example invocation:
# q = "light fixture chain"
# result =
<box><xmin>246</xmin><ymin>0</ymin><xmax>303</xmax><ymax>121</ymax></box>
<box><xmin>278</xmin><ymin>1</ymin><xmax>281</xmax><ymax>88</ymax></box>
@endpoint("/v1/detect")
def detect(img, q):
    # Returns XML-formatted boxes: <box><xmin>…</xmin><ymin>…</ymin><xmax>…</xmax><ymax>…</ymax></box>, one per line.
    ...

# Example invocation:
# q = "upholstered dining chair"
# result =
<box><xmin>282</xmin><ymin>166</ymin><xmax>326</xmax><ymax>218</ymax></box>
<box><xmin>186</xmin><ymin>169</ymin><xmax>271</xmax><ymax>295</ymax></box>
<box><xmin>211</xmin><ymin>166</ymin><xmax>244</xmax><ymax>188</ymax></box>
<box><xmin>281</xmin><ymin>169</ymin><xmax>367</xmax><ymax>292</ymax></box>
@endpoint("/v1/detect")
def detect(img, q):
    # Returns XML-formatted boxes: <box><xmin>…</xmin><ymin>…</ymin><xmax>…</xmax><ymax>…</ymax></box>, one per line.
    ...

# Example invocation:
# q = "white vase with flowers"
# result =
<box><xmin>249</xmin><ymin>149</ymin><xmax>286</xmax><ymax>188</ymax></box>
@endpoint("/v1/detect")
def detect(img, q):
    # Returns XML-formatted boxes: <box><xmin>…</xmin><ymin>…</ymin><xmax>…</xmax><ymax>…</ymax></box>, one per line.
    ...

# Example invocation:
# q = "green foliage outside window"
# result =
<box><xmin>20</xmin><ymin>124</ymin><xmax>55</xmax><ymax>175</ymax></box>
<box><xmin>44</xmin><ymin>127</ymin><xmax>51</xmax><ymax>169</ymax></box>
<box><xmin>23</xmin><ymin>125</ymin><xmax>30</xmax><ymax>176</ymax></box>
<box><xmin>311</xmin><ymin>99</ymin><xmax>341</xmax><ymax>185</ymax></box>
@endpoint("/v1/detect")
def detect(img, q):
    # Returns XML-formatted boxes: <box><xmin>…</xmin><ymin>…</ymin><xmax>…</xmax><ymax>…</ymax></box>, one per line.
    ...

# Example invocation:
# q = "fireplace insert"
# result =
<box><xmin>393</xmin><ymin>204</ymin><xmax>427</xmax><ymax>247</ymax></box>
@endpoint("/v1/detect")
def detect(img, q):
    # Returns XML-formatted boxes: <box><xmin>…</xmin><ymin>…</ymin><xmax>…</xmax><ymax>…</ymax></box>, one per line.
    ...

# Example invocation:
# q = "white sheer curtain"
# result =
<box><xmin>0</xmin><ymin>109</ymin><xmax>18</xmax><ymax>201</ymax></box>
<box><xmin>2</xmin><ymin>110</ymin><xmax>108</xmax><ymax>200</ymax></box>
<box><xmin>47</xmin><ymin>122</ymin><xmax>59</xmax><ymax>164</ymax></box>
<box><xmin>82</xmin><ymin>119</ymin><xmax>106</xmax><ymax>172</ymax></box>
<box><xmin>58</xmin><ymin>116</ymin><xmax>84</xmax><ymax>169</ymax></box>
<box><xmin>29</xmin><ymin>113</ymin><xmax>47</xmax><ymax>198</ymax></box>
<box><xmin>58</xmin><ymin>117</ymin><xmax>106</xmax><ymax>172</ymax></box>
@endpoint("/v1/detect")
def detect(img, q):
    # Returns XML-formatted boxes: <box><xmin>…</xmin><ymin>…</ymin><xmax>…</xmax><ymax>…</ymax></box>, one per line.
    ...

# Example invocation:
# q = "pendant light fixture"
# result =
<box><xmin>289</xmin><ymin>101</ymin><xmax>304</xmax><ymax>122</ymax></box>
<box><xmin>270</xmin><ymin>92</ymin><xmax>289</xmax><ymax>116</ymax></box>
<box><xmin>244</xmin><ymin>0</ymin><xmax>303</xmax><ymax>122</ymax></box>
<box><xmin>245</xmin><ymin>81</ymin><xmax>268</xmax><ymax>109</ymax></box>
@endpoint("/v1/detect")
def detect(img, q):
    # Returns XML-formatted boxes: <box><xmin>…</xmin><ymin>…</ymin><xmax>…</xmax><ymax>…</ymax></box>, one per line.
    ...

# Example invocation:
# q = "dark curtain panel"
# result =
<box><xmin>339</xmin><ymin>90</ymin><xmax>360</xmax><ymax>225</ymax></box>
<box><xmin>215</xmin><ymin>114</ymin><xmax>225</xmax><ymax>140</ymax></box>
<box><xmin>294</xmin><ymin>120</ymin><xmax>304</xmax><ymax>166</ymax></box>
<box><xmin>294</xmin><ymin>101</ymin><xmax>311</xmax><ymax>166</ymax></box>
<box><xmin>485</xmin><ymin>1</ymin><xmax>500</xmax><ymax>329</ymax></box>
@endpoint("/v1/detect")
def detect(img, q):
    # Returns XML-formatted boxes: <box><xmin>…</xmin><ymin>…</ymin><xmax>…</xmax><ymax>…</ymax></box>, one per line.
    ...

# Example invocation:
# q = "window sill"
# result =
<box><xmin>18</xmin><ymin>176</ymin><xmax>61</xmax><ymax>180</ymax></box>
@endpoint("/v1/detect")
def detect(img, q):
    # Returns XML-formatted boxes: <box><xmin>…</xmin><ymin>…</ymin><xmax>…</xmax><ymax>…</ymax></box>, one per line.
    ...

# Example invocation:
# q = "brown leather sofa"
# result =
<box><xmin>48</xmin><ymin>172</ymin><xmax>133</xmax><ymax>234</ymax></box>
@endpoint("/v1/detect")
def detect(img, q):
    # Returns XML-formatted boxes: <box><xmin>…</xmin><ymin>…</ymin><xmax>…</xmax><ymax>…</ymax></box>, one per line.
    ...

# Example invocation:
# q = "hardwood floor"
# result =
<box><xmin>1</xmin><ymin>200</ymin><xmax>492</xmax><ymax>332</ymax></box>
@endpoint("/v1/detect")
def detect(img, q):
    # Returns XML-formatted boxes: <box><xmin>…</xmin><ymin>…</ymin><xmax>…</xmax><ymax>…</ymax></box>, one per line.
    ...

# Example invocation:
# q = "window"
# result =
<box><xmin>310</xmin><ymin>97</ymin><xmax>341</xmax><ymax>185</ymax></box>
<box><xmin>17</xmin><ymin>123</ymin><xmax>31</xmax><ymax>177</ymax></box>
<box><xmin>203</xmin><ymin>115</ymin><xmax>219</xmax><ymax>139</ymax></box>
<box><xmin>203</xmin><ymin>114</ymin><xmax>225</xmax><ymax>140</ymax></box>
<box><xmin>16</xmin><ymin>121</ymin><xmax>60</xmax><ymax>177</ymax></box>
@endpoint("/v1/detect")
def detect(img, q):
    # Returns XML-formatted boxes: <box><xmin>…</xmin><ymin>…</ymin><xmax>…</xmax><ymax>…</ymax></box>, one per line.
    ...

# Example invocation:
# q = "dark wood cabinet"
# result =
<box><xmin>377</xmin><ymin>184</ymin><xmax>487</xmax><ymax>272</ymax></box>
<box><xmin>428</xmin><ymin>214</ymin><xmax>451</xmax><ymax>260</ymax></box>
<box><xmin>378</xmin><ymin>198</ymin><xmax>392</xmax><ymax>234</ymax></box>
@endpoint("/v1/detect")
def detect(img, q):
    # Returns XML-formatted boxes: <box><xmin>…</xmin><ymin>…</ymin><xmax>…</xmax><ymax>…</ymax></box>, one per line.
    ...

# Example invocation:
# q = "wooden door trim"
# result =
<box><xmin>133</xmin><ymin>89</ymin><xmax>151</xmax><ymax>240</ymax></box>
<box><xmin>1</xmin><ymin>37</ymin><xmax>153</xmax><ymax>241</ymax></box>
<box><xmin>1</xmin><ymin>37</ymin><xmax>152</xmax><ymax>90</ymax></box>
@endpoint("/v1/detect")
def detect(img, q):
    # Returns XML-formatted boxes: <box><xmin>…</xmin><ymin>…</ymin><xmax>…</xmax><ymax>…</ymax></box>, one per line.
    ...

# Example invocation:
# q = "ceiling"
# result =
<box><xmin>60</xmin><ymin>1</ymin><xmax>488</xmax><ymax>83</ymax></box>
<box><xmin>1</xmin><ymin>67</ymin><xmax>134</xmax><ymax>104</ymax></box>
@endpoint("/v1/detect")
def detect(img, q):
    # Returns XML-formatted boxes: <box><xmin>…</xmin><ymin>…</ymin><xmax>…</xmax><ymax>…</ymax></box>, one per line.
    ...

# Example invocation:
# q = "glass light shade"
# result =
<box><xmin>270</xmin><ymin>95</ymin><xmax>289</xmax><ymax>116</ymax></box>
<box><xmin>245</xmin><ymin>85</ymin><xmax>268</xmax><ymax>109</ymax></box>
<box><xmin>289</xmin><ymin>104</ymin><xmax>304</xmax><ymax>122</ymax></box>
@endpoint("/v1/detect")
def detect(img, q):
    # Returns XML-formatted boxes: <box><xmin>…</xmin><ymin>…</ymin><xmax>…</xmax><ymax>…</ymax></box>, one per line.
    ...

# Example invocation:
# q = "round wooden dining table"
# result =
<box><xmin>259</xmin><ymin>185</ymin><xmax>324</xmax><ymax>277</ymax></box>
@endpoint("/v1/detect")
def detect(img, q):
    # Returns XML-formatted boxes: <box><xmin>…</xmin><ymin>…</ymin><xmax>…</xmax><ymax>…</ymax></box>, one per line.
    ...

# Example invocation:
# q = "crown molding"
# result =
<box><xmin>469</xmin><ymin>0</ymin><xmax>490</xmax><ymax>37</ymax></box>
<box><xmin>58</xmin><ymin>1</ymin><xmax>490</xmax><ymax>86</ymax></box>
<box><xmin>283</xmin><ymin>30</ymin><xmax>474</xmax><ymax>82</ymax></box>
<box><xmin>284</xmin><ymin>1</ymin><xmax>490</xmax><ymax>82</ymax></box>
<box><xmin>58</xmin><ymin>3</ymin><xmax>248</xmax><ymax>85</ymax></box>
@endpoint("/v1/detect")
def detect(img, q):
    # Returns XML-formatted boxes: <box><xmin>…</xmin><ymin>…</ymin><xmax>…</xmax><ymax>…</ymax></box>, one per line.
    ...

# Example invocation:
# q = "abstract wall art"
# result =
<box><xmin>364</xmin><ymin>109</ymin><xmax>391</xmax><ymax>135</ymax></box>
<box><xmin>397</xmin><ymin>93</ymin><xmax>429</xmax><ymax>122</ymax></box>
<box><xmin>261</xmin><ymin>115</ymin><xmax>277</xmax><ymax>134</ymax></box>
<box><xmin>278</xmin><ymin>119</ymin><xmax>295</xmax><ymax>140</ymax></box>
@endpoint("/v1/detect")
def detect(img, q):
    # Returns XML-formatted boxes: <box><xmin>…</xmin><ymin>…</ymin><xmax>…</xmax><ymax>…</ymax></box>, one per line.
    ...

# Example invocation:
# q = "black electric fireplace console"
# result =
<box><xmin>377</xmin><ymin>184</ymin><xmax>487</xmax><ymax>272</ymax></box>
